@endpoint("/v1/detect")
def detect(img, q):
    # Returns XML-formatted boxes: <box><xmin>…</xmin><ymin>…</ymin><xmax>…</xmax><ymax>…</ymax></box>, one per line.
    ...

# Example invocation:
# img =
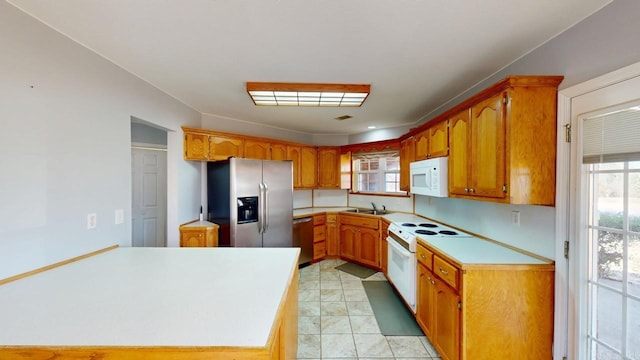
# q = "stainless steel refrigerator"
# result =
<box><xmin>207</xmin><ymin>158</ymin><xmax>293</xmax><ymax>247</ymax></box>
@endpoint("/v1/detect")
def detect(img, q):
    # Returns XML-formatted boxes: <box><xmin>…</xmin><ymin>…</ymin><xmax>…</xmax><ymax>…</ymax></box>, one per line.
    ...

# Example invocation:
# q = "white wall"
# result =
<box><xmin>415</xmin><ymin>196</ymin><xmax>555</xmax><ymax>259</ymax></box>
<box><xmin>0</xmin><ymin>2</ymin><xmax>202</xmax><ymax>279</ymax></box>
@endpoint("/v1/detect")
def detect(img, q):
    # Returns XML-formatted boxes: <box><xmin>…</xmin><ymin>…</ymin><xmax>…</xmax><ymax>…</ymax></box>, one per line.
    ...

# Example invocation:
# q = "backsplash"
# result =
<box><xmin>414</xmin><ymin>195</ymin><xmax>555</xmax><ymax>260</ymax></box>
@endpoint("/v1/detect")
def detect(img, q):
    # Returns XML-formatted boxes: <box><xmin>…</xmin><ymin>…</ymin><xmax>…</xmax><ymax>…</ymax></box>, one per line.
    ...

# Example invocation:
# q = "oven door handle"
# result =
<box><xmin>388</xmin><ymin>237</ymin><xmax>412</xmax><ymax>258</ymax></box>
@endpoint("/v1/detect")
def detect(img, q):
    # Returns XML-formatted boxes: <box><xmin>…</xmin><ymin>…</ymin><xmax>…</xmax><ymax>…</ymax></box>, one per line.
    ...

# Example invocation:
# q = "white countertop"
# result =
<box><xmin>293</xmin><ymin>207</ymin><xmax>356</xmax><ymax>217</ymax></box>
<box><xmin>181</xmin><ymin>220</ymin><xmax>218</xmax><ymax>227</ymax></box>
<box><xmin>0</xmin><ymin>247</ymin><xmax>299</xmax><ymax>347</ymax></box>
<box><xmin>417</xmin><ymin>236</ymin><xmax>547</xmax><ymax>265</ymax></box>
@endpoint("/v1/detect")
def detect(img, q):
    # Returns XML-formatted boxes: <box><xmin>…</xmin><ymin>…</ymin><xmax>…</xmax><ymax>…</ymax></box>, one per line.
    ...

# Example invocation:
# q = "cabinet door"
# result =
<box><xmin>339</xmin><ymin>225</ymin><xmax>358</xmax><ymax>261</ymax></box>
<box><xmin>210</xmin><ymin>136</ymin><xmax>244</xmax><ymax>160</ymax></box>
<box><xmin>184</xmin><ymin>132</ymin><xmax>209</xmax><ymax>160</ymax></box>
<box><xmin>318</xmin><ymin>147</ymin><xmax>340</xmax><ymax>188</ymax></box>
<box><xmin>399</xmin><ymin>137</ymin><xmax>415</xmax><ymax>191</ymax></box>
<box><xmin>414</xmin><ymin>130</ymin><xmax>429</xmax><ymax>161</ymax></box>
<box><xmin>287</xmin><ymin>146</ymin><xmax>301</xmax><ymax>188</ymax></box>
<box><xmin>470</xmin><ymin>93</ymin><xmax>506</xmax><ymax>199</ymax></box>
<box><xmin>244</xmin><ymin>139</ymin><xmax>271</xmax><ymax>160</ymax></box>
<box><xmin>358</xmin><ymin>227</ymin><xmax>379</xmax><ymax>268</ymax></box>
<box><xmin>180</xmin><ymin>229</ymin><xmax>206</xmax><ymax>247</ymax></box>
<box><xmin>271</xmin><ymin>143</ymin><xmax>287</xmax><ymax>160</ymax></box>
<box><xmin>326</xmin><ymin>215</ymin><xmax>339</xmax><ymax>256</ymax></box>
<box><xmin>448</xmin><ymin>109</ymin><xmax>470</xmax><ymax>196</ymax></box>
<box><xmin>429</xmin><ymin>121</ymin><xmax>449</xmax><ymax>158</ymax></box>
<box><xmin>417</xmin><ymin>263</ymin><xmax>436</xmax><ymax>339</ymax></box>
<box><xmin>340</xmin><ymin>151</ymin><xmax>352</xmax><ymax>190</ymax></box>
<box><xmin>435</xmin><ymin>282</ymin><xmax>461</xmax><ymax>360</ymax></box>
<box><xmin>300</xmin><ymin>146</ymin><xmax>318</xmax><ymax>188</ymax></box>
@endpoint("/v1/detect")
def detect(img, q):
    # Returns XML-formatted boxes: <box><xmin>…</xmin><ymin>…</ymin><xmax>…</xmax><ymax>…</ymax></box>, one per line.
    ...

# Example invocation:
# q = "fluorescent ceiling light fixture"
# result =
<box><xmin>247</xmin><ymin>82</ymin><xmax>370</xmax><ymax>107</ymax></box>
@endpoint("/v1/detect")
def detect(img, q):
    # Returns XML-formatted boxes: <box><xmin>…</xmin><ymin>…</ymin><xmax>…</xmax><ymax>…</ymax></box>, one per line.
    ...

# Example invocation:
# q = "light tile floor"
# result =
<box><xmin>298</xmin><ymin>259</ymin><xmax>442</xmax><ymax>359</ymax></box>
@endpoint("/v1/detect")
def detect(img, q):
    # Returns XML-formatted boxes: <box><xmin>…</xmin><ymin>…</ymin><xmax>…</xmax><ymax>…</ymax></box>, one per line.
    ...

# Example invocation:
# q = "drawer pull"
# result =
<box><xmin>431</xmin><ymin>280</ymin><xmax>436</xmax><ymax>285</ymax></box>
<box><xmin>439</xmin><ymin>267</ymin><xmax>448</xmax><ymax>276</ymax></box>
<box><xmin>420</xmin><ymin>254</ymin><xmax>426</xmax><ymax>260</ymax></box>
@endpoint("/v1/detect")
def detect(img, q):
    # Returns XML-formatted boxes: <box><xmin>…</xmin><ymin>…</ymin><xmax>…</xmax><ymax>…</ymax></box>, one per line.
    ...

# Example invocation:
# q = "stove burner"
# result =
<box><xmin>415</xmin><ymin>229</ymin><xmax>438</xmax><ymax>236</ymax></box>
<box><xmin>402</xmin><ymin>223</ymin><xmax>417</xmax><ymax>227</ymax></box>
<box><xmin>439</xmin><ymin>230</ymin><xmax>458</xmax><ymax>236</ymax></box>
<box><xmin>419</xmin><ymin>223</ymin><xmax>438</xmax><ymax>228</ymax></box>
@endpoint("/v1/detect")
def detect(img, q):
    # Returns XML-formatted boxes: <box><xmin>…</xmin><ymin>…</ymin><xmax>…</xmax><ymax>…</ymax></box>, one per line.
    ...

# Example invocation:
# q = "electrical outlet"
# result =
<box><xmin>115</xmin><ymin>209</ymin><xmax>124</xmax><ymax>225</ymax></box>
<box><xmin>87</xmin><ymin>213</ymin><xmax>97</xmax><ymax>229</ymax></box>
<box><xmin>511</xmin><ymin>211</ymin><xmax>521</xmax><ymax>226</ymax></box>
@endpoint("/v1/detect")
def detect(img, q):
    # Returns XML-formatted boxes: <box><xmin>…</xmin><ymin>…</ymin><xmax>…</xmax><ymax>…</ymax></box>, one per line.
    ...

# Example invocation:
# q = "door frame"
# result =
<box><xmin>556</xmin><ymin>61</ymin><xmax>640</xmax><ymax>360</ymax></box>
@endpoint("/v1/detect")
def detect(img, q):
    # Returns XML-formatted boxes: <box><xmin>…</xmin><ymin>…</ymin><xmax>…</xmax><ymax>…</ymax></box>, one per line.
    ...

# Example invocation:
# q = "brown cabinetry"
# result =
<box><xmin>399</xmin><ymin>137</ymin><xmax>415</xmax><ymax>191</ymax></box>
<box><xmin>271</xmin><ymin>143</ymin><xmax>287</xmax><ymax>160</ymax></box>
<box><xmin>209</xmin><ymin>135</ymin><xmax>244</xmax><ymax>161</ymax></box>
<box><xmin>339</xmin><ymin>215</ymin><xmax>380</xmax><ymax>268</ymax></box>
<box><xmin>243</xmin><ymin>139</ymin><xmax>272</xmax><ymax>160</ymax></box>
<box><xmin>184</xmin><ymin>132</ymin><xmax>210</xmax><ymax>160</ymax></box>
<box><xmin>415</xmin><ymin>241</ymin><xmax>554</xmax><ymax>360</ymax></box>
<box><xmin>317</xmin><ymin>147</ymin><xmax>340</xmax><ymax>188</ymax></box>
<box><xmin>287</xmin><ymin>146</ymin><xmax>318</xmax><ymax>189</ymax></box>
<box><xmin>447</xmin><ymin>76</ymin><xmax>562</xmax><ymax>205</ymax></box>
<box><xmin>179</xmin><ymin>221</ymin><xmax>219</xmax><ymax>247</ymax></box>
<box><xmin>326</xmin><ymin>214</ymin><xmax>339</xmax><ymax>257</ymax></box>
<box><xmin>414</xmin><ymin>121</ymin><xmax>449</xmax><ymax>161</ymax></box>
<box><xmin>313</xmin><ymin>214</ymin><xmax>327</xmax><ymax>260</ymax></box>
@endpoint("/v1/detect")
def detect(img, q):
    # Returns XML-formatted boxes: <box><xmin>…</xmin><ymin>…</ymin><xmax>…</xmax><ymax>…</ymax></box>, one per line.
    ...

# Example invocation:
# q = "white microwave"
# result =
<box><xmin>409</xmin><ymin>157</ymin><xmax>448</xmax><ymax>197</ymax></box>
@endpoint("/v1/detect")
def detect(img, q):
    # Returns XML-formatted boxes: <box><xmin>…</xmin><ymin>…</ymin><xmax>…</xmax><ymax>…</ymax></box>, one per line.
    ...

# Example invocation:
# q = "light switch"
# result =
<box><xmin>511</xmin><ymin>211</ymin><xmax>521</xmax><ymax>226</ymax></box>
<box><xmin>87</xmin><ymin>213</ymin><xmax>97</xmax><ymax>229</ymax></box>
<box><xmin>115</xmin><ymin>209</ymin><xmax>124</xmax><ymax>225</ymax></box>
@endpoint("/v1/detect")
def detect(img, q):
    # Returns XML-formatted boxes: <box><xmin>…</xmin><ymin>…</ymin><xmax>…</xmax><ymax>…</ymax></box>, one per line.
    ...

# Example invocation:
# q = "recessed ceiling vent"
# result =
<box><xmin>334</xmin><ymin>115</ymin><xmax>353</xmax><ymax>121</ymax></box>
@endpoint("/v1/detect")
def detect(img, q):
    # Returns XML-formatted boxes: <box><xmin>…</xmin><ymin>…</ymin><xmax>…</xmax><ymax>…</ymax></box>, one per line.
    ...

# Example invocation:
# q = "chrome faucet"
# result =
<box><xmin>371</xmin><ymin>202</ymin><xmax>378</xmax><ymax>212</ymax></box>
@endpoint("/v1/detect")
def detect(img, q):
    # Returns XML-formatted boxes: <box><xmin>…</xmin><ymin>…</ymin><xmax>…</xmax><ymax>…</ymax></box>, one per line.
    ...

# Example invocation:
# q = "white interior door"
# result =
<box><xmin>132</xmin><ymin>147</ymin><xmax>167</xmax><ymax>247</ymax></box>
<box><xmin>567</xmin><ymin>67</ymin><xmax>640</xmax><ymax>360</ymax></box>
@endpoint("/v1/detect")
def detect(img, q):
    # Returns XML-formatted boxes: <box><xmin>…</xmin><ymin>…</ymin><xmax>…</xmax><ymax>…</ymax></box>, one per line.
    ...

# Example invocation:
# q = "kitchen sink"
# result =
<box><xmin>345</xmin><ymin>208</ymin><xmax>391</xmax><ymax>215</ymax></box>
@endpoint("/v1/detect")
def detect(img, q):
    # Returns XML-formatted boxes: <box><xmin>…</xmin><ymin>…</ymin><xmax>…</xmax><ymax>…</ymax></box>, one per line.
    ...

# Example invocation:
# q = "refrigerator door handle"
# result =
<box><xmin>258</xmin><ymin>182</ymin><xmax>265</xmax><ymax>234</ymax></box>
<box><xmin>263</xmin><ymin>182</ymin><xmax>269</xmax><ymax>233</ymax></box>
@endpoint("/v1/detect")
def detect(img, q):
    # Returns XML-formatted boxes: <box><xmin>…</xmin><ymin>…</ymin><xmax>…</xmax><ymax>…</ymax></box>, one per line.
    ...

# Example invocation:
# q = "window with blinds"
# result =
<box><xmin>583</xmin><ymin>106</ymin><xmax>640</xmax><ymax>164</ymax></box>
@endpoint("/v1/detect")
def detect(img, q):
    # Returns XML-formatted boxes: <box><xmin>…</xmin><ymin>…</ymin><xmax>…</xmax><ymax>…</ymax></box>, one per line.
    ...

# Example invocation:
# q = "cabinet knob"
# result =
<box><xmin>439</xmin><ymin>267</ymin><xmax>449</xmax><ymax>276</ymax></box>
<box><xmin>469</xmin><ymin>188</ymin><xmax>475</xmax><ymax>193</ymax></box>
<box><xmin>464</xmin><ymin>188</ymin><xmax>469</xmax><ymax>193</ymax></box>
<box><xmin>431</xmin><ymin>280</ymin><xmax>436</xmax><ymax>285</ymax></box>
<box><xmin>420</xmin><ymin>254</ymin><xmax>426</xmax><ymax>259</ymax></box>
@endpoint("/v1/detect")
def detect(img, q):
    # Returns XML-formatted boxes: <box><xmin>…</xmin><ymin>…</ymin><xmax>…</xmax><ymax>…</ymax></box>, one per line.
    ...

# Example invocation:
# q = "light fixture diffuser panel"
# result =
<box><xmin>247</xmin><ymin>82</ymin><xmax>370</xmax><ymax>107</ymax></box>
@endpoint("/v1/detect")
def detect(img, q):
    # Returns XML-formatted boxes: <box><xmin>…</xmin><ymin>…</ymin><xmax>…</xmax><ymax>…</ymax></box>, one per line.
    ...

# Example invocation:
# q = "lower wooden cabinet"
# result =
<box><xmin>326</xmin><ymin>214</ymin><xmax>339</xmax><ymax>257</ymax></box>
<box><xmin>415</xmin><ymin>241</ymin><xmax>554</xmax><ymax>360</ymax></box>
<box><xmin>313</xmin><ymin>214</ymin><xmax>327</xmax><ymax>260</ymax></box>
<box><xmin>339</xmin><ymin>215</ymin><xmax>380</xmax><ymax>268</ymax></box>
<box><xmin>179</xmin><ymin>221</ymin><xmax>219</xmax><ymax>247</ymax></box>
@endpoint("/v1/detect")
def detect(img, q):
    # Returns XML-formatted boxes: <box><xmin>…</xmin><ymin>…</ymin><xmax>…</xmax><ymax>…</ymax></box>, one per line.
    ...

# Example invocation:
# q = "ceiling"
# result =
<box><xmin>9</xmin><ymin>0</ymin><xmax>611</xmax><ymax>135</ymax></box>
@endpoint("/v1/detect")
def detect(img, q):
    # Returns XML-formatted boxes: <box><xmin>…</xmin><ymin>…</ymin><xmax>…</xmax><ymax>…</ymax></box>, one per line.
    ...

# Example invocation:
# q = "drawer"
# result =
<box><xmin>313</xmin><ymin>225</ymin><xmax>326</xmax><ymax>242</ymax></box>
<box><xmin>326</xmin><ymin>214</ymin><xmax>337</xmax><ymax>223</ymax></box>
<box><xmin>433</xmin><ymin>255</ymin><xmax>459</xmax><ymax>290</ymax></box>
<box><xmin>340</xmin><ymin>215</ymin><xmax>379</xmax><ymax>229</ymax></box>
<box><xmin>313</xmin><ymin>241</ymin><xmax>326</xmax><ymax>259</ymax></box>
<box><xmin>416</xmin><ymin>244</ymin><xmax>433</xmax><ymax>270</ymax></box>
<box><xmin>313</xmin><ymin>214</ymin><xmax>326</xmax><ymax>226</ymax></box>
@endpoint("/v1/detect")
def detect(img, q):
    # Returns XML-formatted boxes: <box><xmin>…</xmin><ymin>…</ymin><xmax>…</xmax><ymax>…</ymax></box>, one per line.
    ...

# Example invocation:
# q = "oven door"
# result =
<box><xmin>387</xmin><ymin>236</ymin><xmax>416</xmax><ymax>313</ymax></box>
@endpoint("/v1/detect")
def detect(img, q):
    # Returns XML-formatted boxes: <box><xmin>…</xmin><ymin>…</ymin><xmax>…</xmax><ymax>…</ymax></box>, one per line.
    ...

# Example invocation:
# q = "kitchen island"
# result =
<box><xmin>0</xmin><ymin>247</ymin><xmax>299</xmax><ymax>359</ymax></box>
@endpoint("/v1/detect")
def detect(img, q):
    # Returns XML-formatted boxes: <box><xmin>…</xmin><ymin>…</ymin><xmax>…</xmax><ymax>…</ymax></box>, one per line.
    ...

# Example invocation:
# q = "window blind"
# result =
<box><xmin>582</xmin><ymin>107</ymin><xmax>640</xmax><ymax>164</ymax></box>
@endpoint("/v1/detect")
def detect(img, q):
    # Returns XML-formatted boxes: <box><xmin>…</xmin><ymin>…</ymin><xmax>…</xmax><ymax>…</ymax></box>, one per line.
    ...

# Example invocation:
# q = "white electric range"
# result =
<box><xmin>386</xmin><ymin>219</ymin><xmax>472</xmax><ymax>313</ymax></box>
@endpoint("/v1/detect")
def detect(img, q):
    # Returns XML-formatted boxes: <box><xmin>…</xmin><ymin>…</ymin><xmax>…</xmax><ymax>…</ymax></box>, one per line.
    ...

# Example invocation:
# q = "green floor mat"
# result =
<box><xmin>335</xmin><ymin>262</ymin><xmax>377</xmax><ymax>279</ymax></box>
<box><xmin>362</xmin><ymin>281</ymin><xmax>424</xmax><ymax>336</ymax></box>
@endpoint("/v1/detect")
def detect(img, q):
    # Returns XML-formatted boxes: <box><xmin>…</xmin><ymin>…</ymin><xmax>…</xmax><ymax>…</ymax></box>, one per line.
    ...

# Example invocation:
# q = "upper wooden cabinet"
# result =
<box><xmin>184</xmin><ymin>132</ymin><xmax>210</xmax><ymax>160</ymax></box>
<box><xmin>414</xmin><ymin>121</ymin><xmax>449</xmax><ymax>161</ymax></box>
<box><xmin>446</xmin><ymin>76</ymin><xmax>562</xmax><ymax>205</ymax></box>
<box><xmin>300</xmin><ymin>146</ymin><xmax>318</xmax><ymax>188</ymax></box>
<box><xmin>317</xmin><ymin>147</ymin><xmax>340</xmax><ymax>189</ymax></box>
<box><xmin>271</xmin><ymin>143</ymin><xmax>287</xmax><ymax>161</ymax></box>
<box><xmin>209</xmin><ymin>135</ymin><xmax>244</xmax><ymax>161</ymax></box>
<box><xmin>400</xmin><ymin>137</ymin><xmax>415</xmax><ymax>191</ymax></box>
<box><xmin>287</xmin><ymin>145</ymin><xmax>317</xmax><ymax>189</ymax></box>
<box><xmin>243</xmin><ymin>139</ymin><xmax>271</xmax><ymax>160</ymax></box>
